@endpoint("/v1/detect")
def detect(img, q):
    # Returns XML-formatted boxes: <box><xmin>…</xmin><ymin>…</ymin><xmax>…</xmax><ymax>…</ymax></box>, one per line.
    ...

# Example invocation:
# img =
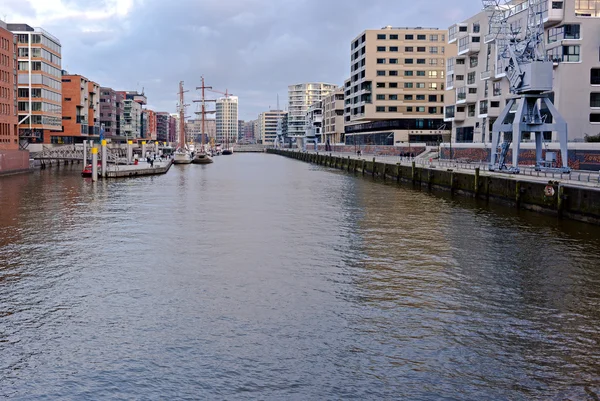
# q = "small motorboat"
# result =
<box><xmin>81</xmin><ymin>163</ymin><xmax>101</xmax><ymax>177</ymax></box>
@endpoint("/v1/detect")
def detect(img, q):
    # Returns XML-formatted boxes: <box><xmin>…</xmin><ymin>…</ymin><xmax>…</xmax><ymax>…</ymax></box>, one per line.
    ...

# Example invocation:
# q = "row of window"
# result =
<box><xmin>376</xmin><ymin>33</ymin><xmax>445</xmax><ymax>42</ymax></box>
<box><xmin>374</xmin><ymin>94</ymin><xmax>443</xmax><ymax>102</ymax></box>
<box><xmin>0</xmin><ymin>103</ymin><xmax>14</xmax><ymax>116</ymax></box>
<box><xmin>1</xmin><ymin>38</ymin><xmax>12</xmax><ymax>52</ymax></box>
<box><xmin>375</xmin><ymin>105</ymin><xmax>440</xmax><ymax>114</ymax></box>
<box><xmin>17</xmin><ymin>60</ymin><xmax>62</xmax><ymax>78</ymax></box>
<box><xmin>17</xmin><ymin>88</ymin><xmax>62</xmax><ymax>103</ymax></box>
<box><xmin>17</xmin><ymin>101</ymin><xmax>62</xmax><ymax>113</ymax></box>
<box><xmin>16</xmin><ymin>34</ymin><xmax>60</xmax><ymax>54</ymax></box>
<box><xmin>0</xmin><ymin>70</ymin><xmax>12</xmax><ymax>83</ymax></box>
<box><xmin>17</xmin><ymin>47</ymin><xmax>62</xmax><ymax>67</ymax></box>
<box><xmin>0</xmin><ymin>54</ymin><xmax>11</xmax><ymax>68</ymax></box>
<box><xmin>18</xmin><ymin>114</ymin><xmax>61</xmax><ymax>127</ymax></box>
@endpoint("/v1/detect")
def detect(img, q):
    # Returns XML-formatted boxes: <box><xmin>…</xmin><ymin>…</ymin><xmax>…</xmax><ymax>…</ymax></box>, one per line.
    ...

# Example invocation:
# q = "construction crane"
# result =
<box><xmin>484</xmin><ymin>0</ymin><xmax>569</xmax><ymax>173</ymax></box>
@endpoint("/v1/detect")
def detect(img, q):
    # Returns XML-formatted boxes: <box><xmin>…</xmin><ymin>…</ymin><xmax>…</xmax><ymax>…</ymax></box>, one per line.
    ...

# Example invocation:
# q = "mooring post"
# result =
<box><xmin>372</xmin><ymin>157</ymin><xmax>376</xmax><ymax>177</ymax></box>
<box><xmin>83</xmin><ymin>140</ymin><xmax>87</xmax><ymax>166</ymax></box>
<box><xmin>127</xmin><ymin>140</ymin><xmax>133</xmax><ymax>165</ymax></box>
<box><xmin>474</xmin><ymin>167</ymin><xmax>480</xmax><ymax>197</ymax></box>
<box><xmin>91</xmin><ymin>147</ymin><xmax>98</xmax><ymax>182</ymax></box>
<box><xmin>101</xmin><ymin>139</ymin><xmax>107</xmax><ymax>177</ymax></box>
<box><xmin>411</xmin><ymin>161</ymin><xmax>416</xmax><ymax>183</ymax></box>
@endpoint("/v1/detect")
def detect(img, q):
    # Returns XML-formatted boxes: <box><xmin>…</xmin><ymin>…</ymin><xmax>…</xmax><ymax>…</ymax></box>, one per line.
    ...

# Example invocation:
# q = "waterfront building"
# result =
<box><xmin>275</xmin><ymin>114</ymin><xmax>288</xmax><ymax>146</ymax></box>
<box><xmin>253</xmin><ymin>119</ymin><xmax>260</xmax><ymax>143</ymax></box>
<box><xmin>156</xmin><ymin>112</ymin><xmax>169</xmax><ymax>142</ymax></box>
<box><xmin>0</xmin><ymin>20</ymin><xmax>18</xmax><ymax>152</ymax></box>
<box><xmin>344</xmin><ymin>26</ymin><xmax>452</xmax><ymax>145</ymax></box>
<box><xmin>304</xmin><ymin>102</ymin><xmax>323</xmax><ymax>148</ymax></box>
<box><xmin>60</xmin><ymin>73</ymin><xmax>93</xmax><ymax>144</ymax></box>
<box><xmin>287</xmin><ymin>83</ymin><xmax>337</xmax><ymax>144</ymax></box>
<box><xmin>143</xmin><ymin>109</ymin><xmax>157</xmax><ymax>141</ymax></box>
<box><xmin>444</xmin><ymin>1</ymin><xmax>600</xmax><ymax>143</ymax></box>
<box><xmin>87</xmin><ymin>81</ymin><xmax>100</xmax><ymax>137</ymax></box>
<box><xmin>122</xmin><ymin>98</ymin><xmax>142</xmax><ymax>139</ymax></box>
<box><xmin>242</xmin><ymin>120</ymin><xmax>256</xmax><ymax>143</ymax></box>
<box><xmin>216</xmin><ymin>96</ymin><xmax>238</xmax><ymax>145</ymax></box>
<box><xmin>322</xmin><ymin>87</ymin><xmax>345</xmax><ymax>144</ymax></box>
<box><xmin>9</xmin><ymin>23</ymin><xmax>61</xmax><ymax>147</ymax></box>
<box><xmin>238</xmin><ymin>119</ymin><xmax>245</xmax><ymax>142</ymax></box>
<box><xmin>99</xmin><ymin>87</ymin><xmax>123</xmax><ymax>138</ymax></box>
<box><xmin>259</xmin><ymin>110</ymin><xmax>287</xmax><ymax>145</ymax></box>
<box><xmin>168</xmin><ymin>113</ymin><xmax>177</xmax><ymax>143</ymax></box>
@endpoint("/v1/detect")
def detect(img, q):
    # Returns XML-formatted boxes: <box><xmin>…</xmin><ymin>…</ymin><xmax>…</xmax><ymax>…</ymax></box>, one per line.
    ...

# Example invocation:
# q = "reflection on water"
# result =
<box><xmin>1</xmin><ymin>155</ymin><xmax>600</xmax><ymax>400</ymax></box>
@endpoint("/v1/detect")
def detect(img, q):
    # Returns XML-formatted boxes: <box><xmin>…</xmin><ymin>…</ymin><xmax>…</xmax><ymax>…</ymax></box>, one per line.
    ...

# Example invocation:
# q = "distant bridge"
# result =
<box><xmin>234</xmin><ymin>144</ymin><xmax>269</xmax><ymax>153</ymax></box>
<box><xmin>30</xmin><ymin>144</ymin><xmax>123</xmax><ymax>163</ymax></box>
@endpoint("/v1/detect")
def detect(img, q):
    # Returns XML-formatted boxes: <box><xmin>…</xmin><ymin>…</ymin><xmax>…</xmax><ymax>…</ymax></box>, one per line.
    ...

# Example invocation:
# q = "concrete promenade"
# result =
<box><xmin>270</xmin><ymin>149</ymin><xmax>600</xmax><ymax>225</ymax></box>
<box><xmin>305</xmin><ymin>150</ymin><xmax>600</xmax><ymax>189</ymax></box>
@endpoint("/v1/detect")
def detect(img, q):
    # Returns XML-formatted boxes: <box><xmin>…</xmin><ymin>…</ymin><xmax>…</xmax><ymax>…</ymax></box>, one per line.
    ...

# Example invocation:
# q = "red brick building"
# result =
<box><xmin>0</xmin><ymin>20</ymin><xmax>28</xmax><ymax>175</ymax></box>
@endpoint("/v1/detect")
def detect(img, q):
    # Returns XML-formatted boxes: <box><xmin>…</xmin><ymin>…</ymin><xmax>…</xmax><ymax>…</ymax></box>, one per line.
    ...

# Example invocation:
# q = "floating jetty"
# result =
<box><xmin>85</xmin><ymin>159</ymin><xmax>173</xmax><ymax>179</ymax></box>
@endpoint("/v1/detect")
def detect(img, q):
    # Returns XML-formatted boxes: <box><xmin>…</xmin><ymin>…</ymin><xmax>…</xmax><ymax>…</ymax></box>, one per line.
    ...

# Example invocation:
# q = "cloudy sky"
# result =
<box><xmin>3</xmin><ymin>0</ymin><xmax>483</xmax><ymax>120</ymax></box>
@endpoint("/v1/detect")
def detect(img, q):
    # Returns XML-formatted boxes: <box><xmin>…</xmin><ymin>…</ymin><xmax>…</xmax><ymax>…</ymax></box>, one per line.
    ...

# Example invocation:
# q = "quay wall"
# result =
<box><xmin>0</xmin><ymin>150</ymin><xmax>30</xmax><ymax>176</ymax></box>
<box><xmin>315</xmin><ymin>144</ymin><xmax>425</xmax><ymax>157</ymax></box>
<box><xmin>268</xmin><ymin>149</ymin><xmax>600</xmax><ymax>225</ymax></box>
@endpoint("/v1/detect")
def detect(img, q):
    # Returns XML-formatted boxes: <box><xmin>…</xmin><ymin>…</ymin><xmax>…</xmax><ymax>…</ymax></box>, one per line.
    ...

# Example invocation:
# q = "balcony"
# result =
<box><xmin>544</xmin><ymin>1</ymin><xmax>564</xmax><ymax>27</ymax></box>
<box><xmin>458</xmin><ymin>38</ymin><xmax>481</xmax><ymax>56</ymax></box>
<box><xmin>454</xmin><ymin>110</ymin><xmax>466</xmax><ymax>121</ymax></box>
<box><xmin>487</xmin><ymin>105</ymin><xmax>501</xmax><ymax>118</ymax></box>
<box><xmin>466</xmin><ymin>91</ymin><xmax>478</xmax><ymax>103</ymax></box>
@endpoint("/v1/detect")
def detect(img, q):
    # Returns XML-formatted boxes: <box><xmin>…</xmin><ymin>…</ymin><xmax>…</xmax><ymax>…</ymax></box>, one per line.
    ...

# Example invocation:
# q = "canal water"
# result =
<box><xmin>1</xmin><ymin>153</ymin><xmax>600</xmax><ymax>400</ymax></box>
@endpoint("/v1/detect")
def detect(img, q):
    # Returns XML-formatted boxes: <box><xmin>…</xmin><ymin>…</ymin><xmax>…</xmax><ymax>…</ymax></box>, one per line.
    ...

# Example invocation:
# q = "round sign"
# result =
<box><xmin>544</xmin><ymin>185</ymin><xmax>555</xmax><ymax>197</ymax></box>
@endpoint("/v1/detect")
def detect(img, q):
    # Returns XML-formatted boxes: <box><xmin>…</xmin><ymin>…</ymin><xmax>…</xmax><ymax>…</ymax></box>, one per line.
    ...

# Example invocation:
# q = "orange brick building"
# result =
<box><xmin>60</xmin><ymin>74</ymin><xmax>91</xmax><ymax>143</ymax></box>
<box><xmin>0</xmin><ymin>21</ymin><xmax>17</xmax><ymax>151</ymax></box>
<box><xmin>144</xmin><ymin>109</ymin><xmax>157</xmax><ymax>140</ymax></box>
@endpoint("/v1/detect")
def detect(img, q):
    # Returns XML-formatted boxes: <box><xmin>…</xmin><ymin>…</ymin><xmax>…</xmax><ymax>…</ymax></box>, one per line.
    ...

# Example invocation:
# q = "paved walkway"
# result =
<box><xmin>301</xmin><ymin>150</ymin><xmax>600</xmax><ymax>189</ymax></box>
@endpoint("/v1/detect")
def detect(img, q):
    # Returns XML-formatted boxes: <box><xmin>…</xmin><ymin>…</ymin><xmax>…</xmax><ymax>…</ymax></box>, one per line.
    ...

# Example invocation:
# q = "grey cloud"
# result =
<box><xmin>12</xmin><ymin>0</ymin><xmax>484</xmax><ymax>119</ymax></box>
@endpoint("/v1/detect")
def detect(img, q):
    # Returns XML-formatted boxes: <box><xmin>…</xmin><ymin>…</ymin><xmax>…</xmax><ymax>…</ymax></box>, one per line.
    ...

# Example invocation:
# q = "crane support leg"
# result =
<box><xmin>490</xmin><ymin>98</ymin><xmax>515</xmax><ymax>171</ymax></box>
<box><xmin>511</xmin><ymin>98</ymin><xmax>526</xmax><ymax>173</ymax></box>
<box><xmin>541</xmin><ymin>97</ymin><xmax>569</xmax><ymax>171</ymax></box>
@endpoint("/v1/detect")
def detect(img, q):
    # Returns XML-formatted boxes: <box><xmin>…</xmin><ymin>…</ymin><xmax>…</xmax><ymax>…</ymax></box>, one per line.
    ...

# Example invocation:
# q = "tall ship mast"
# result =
<box><xmin>173</xmin><ymin>81</ymin><xmax>193</xmax><ymax>164</ymax></box>
<box><xmin>191</xmin><ymin>76</ymin><xmax>215</xmax><ymax>164</ymax></box>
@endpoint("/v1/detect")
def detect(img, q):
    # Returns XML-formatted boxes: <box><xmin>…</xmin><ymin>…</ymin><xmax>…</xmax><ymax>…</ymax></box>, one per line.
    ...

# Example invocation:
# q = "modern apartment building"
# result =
<box><xmin>322</xmin><ymin>87</ymin><xmax>345</xmax><ymax>144</ymax></box>
<box><xmin>143</xmin><ymin>109</ymin><xmax>157</xmax><ymax>140</ymax></box>
<box><xmin>168</xmin><ymin>114</ymin><xmax>177</xmax><ymax>143</ymax></box>
<box><xmin>238</xmin><ymin>119</ymin><xmax>245</xmax><ymax>141</ymax></box>
<box><xmin>99</xmin><ymin>87</ymin><xmax>123</xmax><ymax>138</ymax></box>
<box><xmin>61</xmin><ymin>74</ymin><xmax>92</xmax><ymax>143</ymax></box>
<box><xmin>169</xmin><ymin>113</ymin><xmax>180</xmax><ymax>144</ymax></box>
<box><xmin>305</xmin><ymin>102</ymin><xmax>323</xmax><ymax>147</ymax></box>
<box><xmin>0</xmin><ymin>20</ymin><xmax>17</xmax><ymax>152</ymax></box>
<box><xmin>258</xmin><ymin>110</ymin><xmax>287</xmax><ymax>145</ymax></box>
<box><xmin>287</xmin><ymin>82</ymin><xmax>337</xmax><ymax>141</ymax></box>
<box><xmin>122</xmin><ymin>98</ymin><xmax>141</xmax><ymax>139</ymax></box>
<box><xmin>156</xmin><ymin>112</ymin><xmax>169</xmax><ymax>142</ymax></box>
<box><xmin>216</xmin><ymin>96</ymin><xmax>238</xmax><ymax>145</ymax></box>
<box><xmin>344</xmin><ymin>26</ymin><xmax>452</xmax><ymax>145</ymax></box>
<box><xmin>444</xmin><ymin>0</ymin><xmax>600</xmax><ymax>143</ymax></box>
<box><xmin>9</xmin><ymin>23</ymin><xmax>61</xmax><ymax>146</ymax></box>
<box><xmin>243</xmin><ymin>120</ymin><xmax>256</xmax><ymax>143</ymax></box>
<box><xmin>87</xmin><ymin>81</ymin><xmax>99</xmax><ymax>136</ymax></box>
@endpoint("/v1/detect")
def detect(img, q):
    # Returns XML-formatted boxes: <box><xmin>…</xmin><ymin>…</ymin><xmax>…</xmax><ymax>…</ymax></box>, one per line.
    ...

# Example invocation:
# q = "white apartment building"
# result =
<box><xmin>287</xmin><ymin>82</ymin><xmax>337</xmax><ymax>141</ymax></box>
<box><xmin>258</xmin><ymin>110</ymin><xmax>287</xmax><ymax>145</ymax></box>
<box><xmin>444</xmin><ymin>0</ymin><xmax>600</xmax><ymax>143</ymax></box>
<box><xmin>122</xmin><ymin>99</ymin><xmax>142</xmax><ymax>139</ymax></box>
<box><xmin>216</xmin><ymin>96</ymin><xmax>238</xmax><ymax>145</ymax></box>
<box><xmin>305</xmin><ymin>101</ymin><xmax>323</xmax><ymax>147</ymax></box>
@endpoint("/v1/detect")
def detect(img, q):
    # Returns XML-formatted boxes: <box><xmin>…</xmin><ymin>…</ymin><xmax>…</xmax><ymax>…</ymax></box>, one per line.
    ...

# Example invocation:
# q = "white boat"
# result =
<box><xmin>174</xmin><ymin>147</ymin><xmax>192</xmax><ymax>164</ymax></box>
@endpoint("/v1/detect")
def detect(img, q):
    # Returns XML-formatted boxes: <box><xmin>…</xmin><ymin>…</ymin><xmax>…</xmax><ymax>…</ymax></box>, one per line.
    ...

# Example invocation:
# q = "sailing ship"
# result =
<box><xmin>192</xmin><ymin>76</ymin><xmax>214</xmax><ymax>165</ymax></box>
<box><xmin>173</xmin><ymin>81</ymin><xmax>193</xmax><ymax>164</ymax></box>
